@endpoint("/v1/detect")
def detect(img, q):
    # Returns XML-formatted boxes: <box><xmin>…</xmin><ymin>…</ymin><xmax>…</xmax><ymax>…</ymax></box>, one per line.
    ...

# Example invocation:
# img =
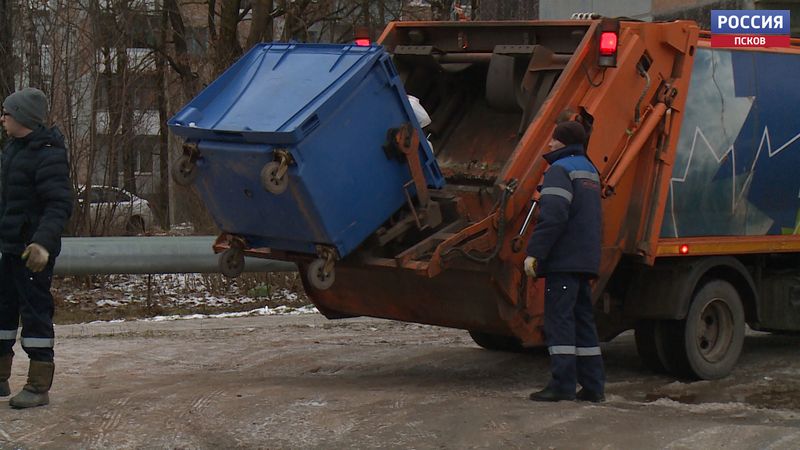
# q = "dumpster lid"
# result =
<box><xmin>168</xmin><ymin>43</ymin><xmax>384</xmax><ymax>143</ymax></box>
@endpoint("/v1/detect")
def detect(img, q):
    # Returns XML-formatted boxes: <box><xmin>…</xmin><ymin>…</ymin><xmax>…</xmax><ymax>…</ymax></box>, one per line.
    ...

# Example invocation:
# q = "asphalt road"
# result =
<box><xmin>1</xmin><ymin>314</ymin><xmax>799</xmax><ymax>449</ymax></box>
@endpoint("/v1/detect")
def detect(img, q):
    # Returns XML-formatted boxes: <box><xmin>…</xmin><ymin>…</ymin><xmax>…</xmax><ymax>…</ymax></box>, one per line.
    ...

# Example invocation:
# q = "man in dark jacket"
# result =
<box><xmin>525</xmin><ymin>120</ymin><xmax>605</xmax><ymax>403</ymax></box>
<box><xmin>0</xmin><ymin>87</ymin><xmax>72</xmax><ymax>409</ymax></box>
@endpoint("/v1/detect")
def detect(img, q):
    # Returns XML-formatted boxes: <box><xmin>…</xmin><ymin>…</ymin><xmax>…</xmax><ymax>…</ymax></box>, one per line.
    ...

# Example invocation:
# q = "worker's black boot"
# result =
<box><xmin>0</xmin><ymin>354</ymin><xmax>11</xmax><ymax>397</ymax></box>
<box><xmin>529</xmin><ymin>386</ymin><xmax>575</xmax><ymax>402</ymax></box>
<box><xmin>9</xmin><ymin>360</ymin><xmax>53</xmax><ymax>409</ymax></box>
<box><xmin>576</xmin><ymin>388</ymin><xmax>605</xmax><ymax>403</ymax></box>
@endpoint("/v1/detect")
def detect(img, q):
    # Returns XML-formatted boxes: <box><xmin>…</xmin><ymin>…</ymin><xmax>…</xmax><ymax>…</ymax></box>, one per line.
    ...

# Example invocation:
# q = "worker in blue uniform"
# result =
<box><xmin>524</xmin><ymin>120</ymin><xmax>605</xmax><ymax>403</ymax></box>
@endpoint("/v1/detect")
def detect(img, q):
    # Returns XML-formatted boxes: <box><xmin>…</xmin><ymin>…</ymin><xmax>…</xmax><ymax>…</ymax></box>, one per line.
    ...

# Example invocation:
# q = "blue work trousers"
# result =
<box><xmin>543</xmin><ymin>272</ymin><xmax>605</xmax><ymax>394</ymax></box>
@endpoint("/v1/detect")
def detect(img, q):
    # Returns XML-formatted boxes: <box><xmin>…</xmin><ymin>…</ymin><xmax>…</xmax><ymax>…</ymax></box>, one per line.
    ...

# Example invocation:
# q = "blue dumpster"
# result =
<box><xmin>168</xmin><ymin>43</ymin><xmax>445</xmax><ymax>258</ymax></box>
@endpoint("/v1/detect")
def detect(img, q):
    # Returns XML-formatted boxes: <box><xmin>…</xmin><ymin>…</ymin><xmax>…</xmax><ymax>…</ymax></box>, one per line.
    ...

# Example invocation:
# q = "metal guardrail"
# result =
<box><xmin>54</xmin><ymin>236</ymin><xmax>297</xmax><ymax>276</ymax></box>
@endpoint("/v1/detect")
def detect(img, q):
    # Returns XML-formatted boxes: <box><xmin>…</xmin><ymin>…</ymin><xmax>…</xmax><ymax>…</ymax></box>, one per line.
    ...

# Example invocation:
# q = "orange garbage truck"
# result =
<box><xmin>168</xmin><ymin>18</ymin><xmax>800</xmax><ymax>380</ymax></box>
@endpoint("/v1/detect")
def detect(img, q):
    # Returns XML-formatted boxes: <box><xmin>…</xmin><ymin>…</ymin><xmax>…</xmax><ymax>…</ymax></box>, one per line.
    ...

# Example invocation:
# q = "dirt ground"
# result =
<box><xmin>1</xmin><ymin>314</ymin><xmax>799</xmax><ymax>449</ymax></box>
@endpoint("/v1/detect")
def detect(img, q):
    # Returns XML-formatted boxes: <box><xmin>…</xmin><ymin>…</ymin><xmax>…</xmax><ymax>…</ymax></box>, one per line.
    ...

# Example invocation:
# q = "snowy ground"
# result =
<box><xmin>1</xmin><ymin>315</ymin><xmax>799</xmax><ymax>449</ymax></box>
<box><xmin>89</xmin><ymin>304</ymin><xmax>320</xmax><ymax>324</ymax></box>
<box><xmin>51</xmin><ymin>273</ymin><xmax>314</xmax><ymax>323</ymax></box>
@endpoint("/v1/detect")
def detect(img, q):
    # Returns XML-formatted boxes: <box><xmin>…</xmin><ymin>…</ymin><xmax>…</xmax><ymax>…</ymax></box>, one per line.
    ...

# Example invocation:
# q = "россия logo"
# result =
<box><xmin>711</xmin><ymin>10</ymin><xmax>791</xmax><ymax>47</ymax></box>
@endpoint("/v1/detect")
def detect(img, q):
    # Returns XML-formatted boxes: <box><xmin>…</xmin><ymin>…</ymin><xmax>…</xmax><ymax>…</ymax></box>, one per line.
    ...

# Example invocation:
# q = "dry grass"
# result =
<box><xmin>51</xmin><ymin>272</ymin><xmax>310</xmax><ymax>324</ymax></box>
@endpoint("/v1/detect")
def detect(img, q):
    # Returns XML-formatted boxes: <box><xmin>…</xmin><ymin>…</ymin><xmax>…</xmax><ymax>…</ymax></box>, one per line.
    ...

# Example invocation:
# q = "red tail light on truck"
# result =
<box><xmin>597</xmin><ymin>19</ymin><xmax>620</xmax><ymax>67</ymax></box>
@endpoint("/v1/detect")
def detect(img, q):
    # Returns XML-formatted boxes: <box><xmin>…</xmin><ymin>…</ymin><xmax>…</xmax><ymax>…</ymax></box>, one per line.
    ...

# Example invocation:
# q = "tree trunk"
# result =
<box><xmin>247</xmin><ymin>0</ymin><xmax>274</xmax><ymax>49</ymax></box>
<box><xmin>164</xmin><ymin>0</ymin><xmax>199</xmax><ymax>102</ymax></box>
<box><xmin>430</xmin><ymin>0</ymin><xmax>454</xmax><ymax>21</ymax></box>
<box><xmin>24</xmin><ymin>7</ymin><xmax>42</xmax><ymax>88</ymax></box>
<box><xmin>208</xmin><ymin>0</ymin><xmax>217</xmax><ymax>42</ymax></box>
<box><xmin>280</xmin><ymin>0</ymin><xmax>292</xmax><ymax>41</ymax></box>
<box><xmin>0</xmin><ymin>0</ymin><xmax>15</xmax><ymax>97</ymax></box>
<box><xmin>120</xmin><ymin>53</ymin><xmax>135</xmax><ymax>196</ymax></box>
<box><xmin>215</xmin><ymin>0</ymin><xmax>242</xmax><ymax>77</ymax></box>
<box><xmin>102</xmin><ymin>48</ymin><xmax>120</xmax><ymax>188</ymax></box>
<box><xmin>362</xmin><ymin>0</ymin><xmax>371</xmax><ymax>35</ymax></box>
<box><xmin>157</xmin><ymin>1</ymin><xmax>170</xmax><ymax>229</ymax></box>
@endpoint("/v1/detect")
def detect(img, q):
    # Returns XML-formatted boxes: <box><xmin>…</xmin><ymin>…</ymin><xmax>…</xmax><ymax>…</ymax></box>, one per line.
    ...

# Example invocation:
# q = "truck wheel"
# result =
<box><xmin>468</xmin><ymin>330</ymin><xmax>523</xmax><ymax>352</ymax></box>
<box><xmin>653</xmin><ymin>319</ymin><xmax>690</xmax><ymax>377</ymax></box>
<box><xmin>655</xmin><ymin>280</ymin><xmax>745</xmax><ymax>380</ymax></box>
<box><xmin>634</xmin><ymin>320</ymin><xmax>667</xmax><ymax>373</ymax></box>
<box><xmin>260</xmin><ymin>161</ymin><xmax>289</xmax><ymax>194</ymax></box>
<box><xmin>307</xmin><ymin>259</ymin><xmax>335</xmax><ymax>290</ymax></box>
<box><xmin>172</xmin><ymin>155</ymin><xmax>197</xmax><ymax>186</ymax></box>
<box><xmin>683</xmin><ymin>280</ymin><xmax>745</xmax><ymax>379</ymax></box>
<box><xmin>219</xmin><ymin>248</ymin><xmax>245</xmax><ymax>278</ymax></box>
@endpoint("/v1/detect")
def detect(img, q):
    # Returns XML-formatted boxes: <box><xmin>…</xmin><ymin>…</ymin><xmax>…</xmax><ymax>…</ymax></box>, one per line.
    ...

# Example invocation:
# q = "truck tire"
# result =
<box><xmin>684</xmin><ymin>280</ymin><xmax>745</xmax><ymax>379</ymax></box>
<box><xmin>654</xmin><ymin>318</ymin><xmax>691</xmax><ymax>377</ymax></box>
<box><xmin>656</xmin><ymin>280</ymin><xmax>745</xmax><ymax>380</ymax></box>
<box><xmin>634</xmin><ymin>320</ymin><xmax>667</xmax><ymax>373</ymax></box>
<box><xmin>468</xmin><ymin>331</ymin><xmax>523</xmax><ymax>352</ymax></box>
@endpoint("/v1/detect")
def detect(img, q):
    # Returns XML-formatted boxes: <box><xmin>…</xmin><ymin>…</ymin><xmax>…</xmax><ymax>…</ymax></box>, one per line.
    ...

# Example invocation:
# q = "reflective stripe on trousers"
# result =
<box><xmin>0</xmin><ymin>329</ymin><xmax>17</xmax><ymax>341</ymax></box>
<box><xmin>576</xmin><ymin>346</ymin><xmax>602</xmax><ymax>356</ymax></box>
<box><xmin>549</xmin><ymin>345</ymin><xmax>576</xmax><ymax>355</ymax></box>
<box><xmin>549</xmin><ymin>346</ymin><xmax>602</xmax><ymax>356</ymax></box>
<box><xmin>21</xmin><ymin>337</ymin><xmax>54</xmax><ymax>348</ymax></box>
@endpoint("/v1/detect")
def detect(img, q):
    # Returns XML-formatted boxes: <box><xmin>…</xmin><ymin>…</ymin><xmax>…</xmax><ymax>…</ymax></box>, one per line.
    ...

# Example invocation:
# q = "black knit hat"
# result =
<box><xmin>553</xmin><ymin>121</ymin><xmax>586</xmax><ymax>147</ymax></box>
<box><xmin>3</xmin><ymin>87</ymin><xmax>48</xmax><ymax>130</ymax></box>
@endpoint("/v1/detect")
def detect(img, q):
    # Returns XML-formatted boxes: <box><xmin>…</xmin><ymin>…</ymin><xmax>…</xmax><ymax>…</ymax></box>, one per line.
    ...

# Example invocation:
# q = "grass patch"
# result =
<box><xmin>51</xmin><ymin>272</ymin><xmax>311</xmax><ymax>325</ymax></box>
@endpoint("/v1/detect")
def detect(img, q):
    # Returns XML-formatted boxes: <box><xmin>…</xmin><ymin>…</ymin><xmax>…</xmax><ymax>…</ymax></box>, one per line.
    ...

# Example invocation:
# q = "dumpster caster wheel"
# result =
<box><xmin>308</xmin><ymin>259</ymin><xmax>335</xmax><ymax>290</ymax></box>
<box><xmin>219</xmin><ymin>248</ymin><xmax>245</xmax><ymax>278</ymax></box>
<box><xmin>261</xmin><ymin>161</ymin><xmax>289</xmax><ymax>194</ymax></box>
<box><xmin>172</xmin><ymin>155</ymin><xmax>198</xmax><ymax>186</ymax></box>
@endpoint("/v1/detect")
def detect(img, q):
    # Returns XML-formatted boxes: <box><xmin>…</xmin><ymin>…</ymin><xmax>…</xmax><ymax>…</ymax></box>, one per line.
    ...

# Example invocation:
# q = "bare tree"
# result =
<box><xmin>0</xmin><ymin>0</ymin><xmax>15</xmax><ymax>145</ymax></box>
<box><xmin>215</xmin><ymin>0</ymin><xmax>242</xmax><ymax>75</ymax></box>
<box><xmin>429</xmin><ymin>0</ymin><xmax>454</xmax><ymax>21</ymax></box>
<box><xmin>157</xmin><ymin>1</ymin><xmax>170</xmax><ymax>229</ymax></box>
<box><xmin>246</xmin><ymin>0</ymin><xmax>274</xmax><ymax>49</ymax></box>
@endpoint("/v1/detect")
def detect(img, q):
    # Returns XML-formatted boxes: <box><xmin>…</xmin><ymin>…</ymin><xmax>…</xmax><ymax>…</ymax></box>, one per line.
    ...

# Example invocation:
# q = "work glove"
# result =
<box><xmin>22</xmin><ymin>243</ymin><xmax>49</xmax><ymax>273</ymax></box>
<box><xmin>523</xmin><ymin>256</ymin><xmax>538</xmax><ymax>278</ymax></box>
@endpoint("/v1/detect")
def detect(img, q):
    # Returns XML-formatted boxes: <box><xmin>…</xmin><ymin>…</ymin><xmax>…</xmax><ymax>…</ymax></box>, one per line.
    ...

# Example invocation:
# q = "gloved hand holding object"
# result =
<box><xmin>22</xmin><ymin>243</ymin><xmax>49</xmax><ymax>272</ymax></box>
<box><xmin>524</xmin><ymin>256</ymin><xmax>538</xmax><ymax>278</ymax></box>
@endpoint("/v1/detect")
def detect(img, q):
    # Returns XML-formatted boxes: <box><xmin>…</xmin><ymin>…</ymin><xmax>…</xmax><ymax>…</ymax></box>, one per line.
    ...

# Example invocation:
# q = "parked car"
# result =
<box><xmin>77</xmin><ymin>185</ymin><xmax>156</xmax><ymax>235</ymax></box>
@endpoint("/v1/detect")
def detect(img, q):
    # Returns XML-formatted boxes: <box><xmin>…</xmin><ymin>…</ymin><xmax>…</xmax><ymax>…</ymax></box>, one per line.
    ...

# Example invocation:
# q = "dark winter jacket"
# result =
<box><xmin>0</xmin><ymin>126</ymin><xmax>73</xmax><ymax>257</ymax></box>
<box><xmin>526</xmin><ymin>144</ymin><xmax>601</xmax><ymax>276</ymax></box>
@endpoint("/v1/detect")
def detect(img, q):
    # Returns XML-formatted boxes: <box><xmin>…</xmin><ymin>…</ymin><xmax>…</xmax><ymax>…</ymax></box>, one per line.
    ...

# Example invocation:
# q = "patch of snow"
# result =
<box><xmin>645</xmin><ymin>397</ymin><xmax>800</xmax><ymax>420</ymax></box>
<box><xmin>146</xmin><ymin>304</ymin><xmax>319</xmax><ymax>321</ymax></box>
<box><xmin>85</xmin><ymin>305</ymin><xmax>320</xmax><ymax>324</ymax></box>
<box><xmin>96</xmin><ymin>299</ymin><xmax>123</xmax><ymax>307</ymax></box>
<box><xmin>59</xmin><ymin>273</ymin><xmax>305</xmax><ymax>308</ymax></box>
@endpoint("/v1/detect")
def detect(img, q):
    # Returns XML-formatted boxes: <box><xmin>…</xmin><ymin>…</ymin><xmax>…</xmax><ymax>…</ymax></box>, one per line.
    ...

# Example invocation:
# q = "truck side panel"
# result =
<box><xmin>663</xmin><ymin>48</ymin><xmax>800</xmax><ymax>238</ymax></box>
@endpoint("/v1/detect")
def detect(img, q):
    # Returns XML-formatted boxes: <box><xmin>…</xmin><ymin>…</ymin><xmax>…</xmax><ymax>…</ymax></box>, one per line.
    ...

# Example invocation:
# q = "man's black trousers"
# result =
<box><xmin>0</xmin><ymin>253</ymin><xmax>55</xmax><ymax>362</ymax></box>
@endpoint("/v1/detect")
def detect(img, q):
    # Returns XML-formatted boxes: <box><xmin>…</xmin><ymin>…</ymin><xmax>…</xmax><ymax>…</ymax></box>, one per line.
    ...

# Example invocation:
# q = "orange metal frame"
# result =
<box><xmin>325</xmin><ymin>19</ymin><xmax>701</xmax><ymax>346</ymax></box>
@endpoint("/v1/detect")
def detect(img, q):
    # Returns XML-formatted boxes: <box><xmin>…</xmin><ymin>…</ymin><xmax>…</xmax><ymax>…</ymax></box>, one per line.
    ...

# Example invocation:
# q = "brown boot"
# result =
<box><xmin>0</xmin><ymin>354</ymin><xmax>11</xmax><ymax>397</ymax></box>
<box><xmin>9</xmin><ymin>360</ymin><xmax>54</xmax><ymax>409</ymax></box>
